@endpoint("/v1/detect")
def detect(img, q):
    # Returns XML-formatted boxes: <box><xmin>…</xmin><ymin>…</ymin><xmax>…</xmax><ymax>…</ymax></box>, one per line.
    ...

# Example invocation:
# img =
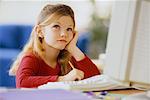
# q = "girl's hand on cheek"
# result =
<box><xmin>65</xmin><ymin>31</ymin><xmax>78</xmax><ymax>53</ymax></box>
<box><xmin>65</xmin><ymin>31</ymin><xmax>85</xmax><ymax>61</ymax></box>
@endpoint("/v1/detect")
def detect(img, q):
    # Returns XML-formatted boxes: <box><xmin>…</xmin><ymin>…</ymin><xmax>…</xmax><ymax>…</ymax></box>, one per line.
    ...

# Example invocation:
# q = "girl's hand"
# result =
<box><xmin>58</xmin><ymin>68</ymin><xmax>84</xmax><ymax>81</ymax></box>
<box><xmin>65</xmin><ymin>31</ymin><xmax>78</xmax><ymax>53</ymax></box>
<box><xmin>66</xmin><ymin>31</ymin><xmax>85</xmax><ymax>61</ymax></box>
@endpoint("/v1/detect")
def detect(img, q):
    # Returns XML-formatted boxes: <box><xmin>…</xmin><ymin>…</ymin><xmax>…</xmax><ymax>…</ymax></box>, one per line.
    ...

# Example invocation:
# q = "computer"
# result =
<box><xmin>104</xmin><ymin>0</ymin><xmax>150</xmax><ymax>90</ymax></box>
<box><xmin>38</xmin><ymin>0</ymin><xmax>150</xmax><ymax>91</ymax></box>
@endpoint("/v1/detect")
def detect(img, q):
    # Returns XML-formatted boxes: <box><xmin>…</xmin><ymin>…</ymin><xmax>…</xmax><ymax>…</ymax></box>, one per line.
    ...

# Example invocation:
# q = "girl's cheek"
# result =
<box><xmin>44</xmin><ymin>33</ymin><xmax>53</xmax><ymax>45</ymax></box>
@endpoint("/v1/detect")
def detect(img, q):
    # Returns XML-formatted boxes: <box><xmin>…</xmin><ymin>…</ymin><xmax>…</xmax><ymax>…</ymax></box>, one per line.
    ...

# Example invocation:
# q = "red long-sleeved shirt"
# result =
<box><xmin>16</xmin><ymin>52</ymin><xmax>100</xmax><ymax>88</ymax></box>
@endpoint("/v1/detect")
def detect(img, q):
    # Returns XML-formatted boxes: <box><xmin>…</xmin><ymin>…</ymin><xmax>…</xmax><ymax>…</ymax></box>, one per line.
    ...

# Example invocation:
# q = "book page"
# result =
<box><xmin>130</xmin><ymin>0</ymin><xmax>150</xmax><ymax>84</ymax></box>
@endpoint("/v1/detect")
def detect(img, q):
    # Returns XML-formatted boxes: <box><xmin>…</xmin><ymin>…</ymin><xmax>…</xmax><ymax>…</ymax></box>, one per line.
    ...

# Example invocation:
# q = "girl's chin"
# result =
<box><xmin>54</xmin><ymin>45</ymin><xmax>66</xmax><ymax>50</ymax></box>
<box><xmin>47</xmin><ymin>43</ymin><xmax>66</xmax><ymax>50</ymax></box>
<box><xmin>58</xmin><ymin>46</ymin><xmax>66</xmax><ymax>50</ymax></box>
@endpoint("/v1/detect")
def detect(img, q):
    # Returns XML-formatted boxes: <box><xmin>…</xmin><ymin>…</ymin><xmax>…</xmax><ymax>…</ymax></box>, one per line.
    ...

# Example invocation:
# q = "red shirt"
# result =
<box><xmin>16</xmin><ymin>53</ymin><xmax>100</xmax><ymax>88</ymax></box>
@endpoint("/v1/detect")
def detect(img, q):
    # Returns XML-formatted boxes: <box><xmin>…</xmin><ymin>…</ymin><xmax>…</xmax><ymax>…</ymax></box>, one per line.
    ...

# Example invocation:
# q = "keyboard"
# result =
<box><xmin>38</xmin><ymin>75</ymin><xmax>130</xmax><ymax>91</ymax></box>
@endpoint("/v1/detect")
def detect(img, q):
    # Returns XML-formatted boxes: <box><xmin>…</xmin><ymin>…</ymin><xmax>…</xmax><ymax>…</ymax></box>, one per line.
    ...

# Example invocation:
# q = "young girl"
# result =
<box><xmin>9</xmin><ymin>4</ymin><xmax>101</xmax><ymax>88</ymax></box>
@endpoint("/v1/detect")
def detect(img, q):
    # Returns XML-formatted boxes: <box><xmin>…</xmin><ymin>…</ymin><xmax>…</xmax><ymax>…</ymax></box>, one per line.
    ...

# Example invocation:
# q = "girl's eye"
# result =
<box><xmin>67</xmin><ymin>28</ymin><xmax>73</xmax><ymax>32</ymax></box>
<box><xmin>53</xmin><ymin>25</ymin><xmax>60</xmax><ymax>29</ymax></box>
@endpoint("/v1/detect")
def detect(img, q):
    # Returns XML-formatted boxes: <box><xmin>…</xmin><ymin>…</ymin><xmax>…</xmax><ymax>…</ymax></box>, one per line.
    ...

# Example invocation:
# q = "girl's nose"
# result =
<box><xmin>60</xmin><ymin>31</ymin><xmax>67</xmax><ymax>37</ymax></box>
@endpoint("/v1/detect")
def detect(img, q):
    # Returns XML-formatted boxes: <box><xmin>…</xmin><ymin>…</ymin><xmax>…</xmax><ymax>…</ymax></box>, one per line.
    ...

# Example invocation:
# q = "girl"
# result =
<box><xmin>9</xmin><ymin>4</ymin><xmax>101</xmax><ymax>88</ymax></box>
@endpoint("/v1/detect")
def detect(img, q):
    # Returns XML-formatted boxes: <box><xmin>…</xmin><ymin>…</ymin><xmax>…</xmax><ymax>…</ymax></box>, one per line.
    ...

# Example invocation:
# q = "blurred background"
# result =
<box><xmin>0</xmin><ymin>0</ymin><xmax>113</xmax><ymax>88</ymax></box>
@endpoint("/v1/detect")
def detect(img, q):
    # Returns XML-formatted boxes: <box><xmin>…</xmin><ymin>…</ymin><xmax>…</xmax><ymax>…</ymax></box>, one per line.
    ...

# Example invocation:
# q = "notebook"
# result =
<box><xmin>38</xmin><ymin>74</ymin><xmax>130</xmax><ymax>91</ymax></box>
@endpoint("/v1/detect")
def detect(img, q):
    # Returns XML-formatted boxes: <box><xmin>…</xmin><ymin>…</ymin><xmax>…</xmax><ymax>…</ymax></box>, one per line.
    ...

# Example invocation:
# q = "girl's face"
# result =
<box><xmin>42</xmin><ymin>16</ymin><xmax>74</xmax><ymax>50</ymax></box>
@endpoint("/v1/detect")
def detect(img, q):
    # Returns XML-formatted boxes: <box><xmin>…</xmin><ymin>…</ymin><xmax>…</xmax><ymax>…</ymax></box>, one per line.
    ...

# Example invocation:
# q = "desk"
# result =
<box><xmin>107</xmin><ymin>89</ymin><xmax>144</xmax><ymax>95</ymax></box>
<box><xmin>92</xmin><ymin>89</ymin><xmax>145</xmax><ymax>100</ymax></box>
<box><xmin>0</xmin><ymin>88</ymin><xmax>145</xmax><ymax>100</ymax></box>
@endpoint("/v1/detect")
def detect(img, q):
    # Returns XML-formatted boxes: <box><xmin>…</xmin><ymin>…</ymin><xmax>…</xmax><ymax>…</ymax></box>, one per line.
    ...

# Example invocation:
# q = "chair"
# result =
<box><xmin>0</xmin><ymin>24</ymin><xmax>32</xmax><ymax>88</ymax></box>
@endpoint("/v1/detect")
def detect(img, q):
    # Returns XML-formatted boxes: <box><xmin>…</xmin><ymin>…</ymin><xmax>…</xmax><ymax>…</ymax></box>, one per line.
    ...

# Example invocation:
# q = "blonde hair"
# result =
<box><xmin>9</xmin><ymin>4</ymin><xmax>75</xmax><ymax>76</ymax></box>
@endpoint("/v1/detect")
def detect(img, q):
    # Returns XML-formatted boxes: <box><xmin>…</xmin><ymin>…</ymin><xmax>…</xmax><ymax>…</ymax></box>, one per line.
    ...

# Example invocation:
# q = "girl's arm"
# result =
<box><xmin>66</xmin><ymin>32</ymin><xmax>101</xmax><ymax>79</ymax></box>
<box><xmin>66</xmin><ymin>31</ymin><xmax>85</xmax><ymax>61</ymax></box>
<box><xmin>16</xmin><ymin>55</ymin><xmax>59</xmax><ymax>88</ymax></box>
<box><xmin>71</xmin><ymin>54</ymin><xmax>101</xmax><ymax>79</ymax></box>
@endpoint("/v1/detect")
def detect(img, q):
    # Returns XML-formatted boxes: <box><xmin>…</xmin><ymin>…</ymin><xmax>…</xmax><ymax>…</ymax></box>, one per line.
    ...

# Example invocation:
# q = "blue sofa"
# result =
<box><xmin>77</xmin><ymin>32</ymin><xmax>90</xmax><ymax>54</ymax></box>
<box><xmin>0</xmin><ymin>25</ymin><xmax>32</xmax><ymax>88</ymax></box>
<box><xmin>0</xmin><ymin>24</ymin><xmax>89</xmax><ymax>88</ymax></box>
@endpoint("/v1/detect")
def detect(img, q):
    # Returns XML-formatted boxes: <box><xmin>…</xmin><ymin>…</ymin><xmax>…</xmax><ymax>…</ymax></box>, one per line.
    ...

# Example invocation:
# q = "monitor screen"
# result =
<box><xmin>103</xmin><ymin>0</ymin><xmax>150</xmax><ymax>88</ymax></box>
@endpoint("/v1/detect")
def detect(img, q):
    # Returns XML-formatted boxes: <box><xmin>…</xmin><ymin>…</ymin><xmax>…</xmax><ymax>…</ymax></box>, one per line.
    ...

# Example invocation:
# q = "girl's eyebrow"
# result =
<box><xmin>68</xmin><ymin>25</ymin><xmax>73</xmax><ymax>27</ymax></box>
<box><xmin>53</xmin><ymin>22</ymin><xmax>73</xmax><ymax>27</ymax></box>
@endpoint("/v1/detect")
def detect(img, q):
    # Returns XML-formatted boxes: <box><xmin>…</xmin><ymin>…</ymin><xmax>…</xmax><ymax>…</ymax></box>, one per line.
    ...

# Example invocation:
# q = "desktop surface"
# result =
<box><xmin>0</xmin><ymin>88</ymin><xmax>145</xmax><ymax>100</ymax></box>
<box><xmin>92</xmin><ymin>89</ymin><xmax>145</xmax><ymax>100</ymax></box>
<box><xmin>0</xmin><ymin>89</ymin><xmax>91</xmax><ymax>100</ymax></box>
<box><xmin>107</xmin><ymin>89</ymin><xmax>144</xmax><ymax>95</ymax></box>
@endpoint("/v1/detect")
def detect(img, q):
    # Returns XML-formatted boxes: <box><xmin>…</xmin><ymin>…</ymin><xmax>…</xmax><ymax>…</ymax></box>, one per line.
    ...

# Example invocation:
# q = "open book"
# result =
<box><xmin>38</xmin><ymin>75</ymin><xmax>130</xmax><ymax>91</ymax></box>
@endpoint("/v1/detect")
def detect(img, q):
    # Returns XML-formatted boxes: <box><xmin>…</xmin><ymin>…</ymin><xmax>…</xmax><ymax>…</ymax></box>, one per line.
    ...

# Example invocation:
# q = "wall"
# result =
<box><xmin>0</xmin><ymin>1</ymin><xmax>93</xmax><ymax>30</ymax></box>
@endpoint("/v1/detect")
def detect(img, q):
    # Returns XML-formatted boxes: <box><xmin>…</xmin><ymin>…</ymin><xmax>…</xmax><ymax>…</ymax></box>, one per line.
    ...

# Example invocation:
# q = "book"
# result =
<box><xmin>38</xmin><ymin>75</ymin><xmax>130</xmax><ymax>91</ymax></box>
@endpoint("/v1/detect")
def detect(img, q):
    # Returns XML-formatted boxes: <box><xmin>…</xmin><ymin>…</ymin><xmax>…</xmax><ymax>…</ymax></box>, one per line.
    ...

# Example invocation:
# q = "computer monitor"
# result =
<box><xmin>104</xmin><ymin>0</ymin><xmax>150</xmax><ymax>89</ymax></box>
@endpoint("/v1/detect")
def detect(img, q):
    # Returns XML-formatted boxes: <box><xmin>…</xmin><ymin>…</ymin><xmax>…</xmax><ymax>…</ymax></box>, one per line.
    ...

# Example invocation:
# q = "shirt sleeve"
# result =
<box><xmin>16</xmin><ymin>55</ymin><xmax>58</xmax><ymax>88</ymax></box>
<box><xmin>71</xmin><ymin>55</ymin><xmax>101</xmax><ymax>79</ymax></box>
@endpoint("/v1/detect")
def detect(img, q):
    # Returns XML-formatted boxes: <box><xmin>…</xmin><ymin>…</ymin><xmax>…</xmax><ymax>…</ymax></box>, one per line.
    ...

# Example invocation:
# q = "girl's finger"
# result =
<box><xmin>75</xmin><ymin>76</ymin><xmax>82</xmax><ymax>81</ymax></box>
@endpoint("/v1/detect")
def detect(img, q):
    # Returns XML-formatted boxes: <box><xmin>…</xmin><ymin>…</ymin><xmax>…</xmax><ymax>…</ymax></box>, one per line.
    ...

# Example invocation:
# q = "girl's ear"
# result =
<box><xmin>35</xmin><ymin>25</ymin><xmax>44</xmax><ymax>43</ymax></box>
<box><xmin>35</xmin><ymin>25</ymin><xmax>44</xmax><ymax>38</ymax></box>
